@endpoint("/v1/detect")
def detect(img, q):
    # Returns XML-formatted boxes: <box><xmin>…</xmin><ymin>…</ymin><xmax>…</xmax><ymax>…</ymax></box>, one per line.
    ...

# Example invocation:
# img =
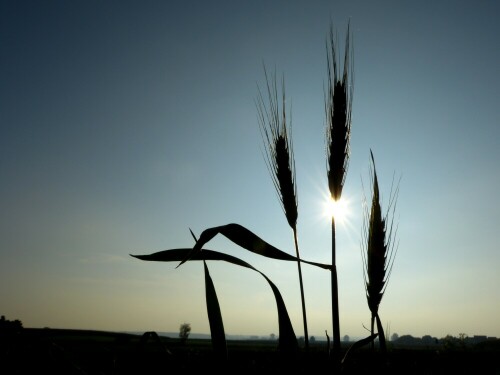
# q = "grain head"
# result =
<box><xmin>256</xmin><ymin>66</ymin><xmax>298</xmax><ymax>230</ymax></box>
<box><xmin>325</xmin><ymin>21</ymin><xmax>353</xmax><ymax>201</ymax></box>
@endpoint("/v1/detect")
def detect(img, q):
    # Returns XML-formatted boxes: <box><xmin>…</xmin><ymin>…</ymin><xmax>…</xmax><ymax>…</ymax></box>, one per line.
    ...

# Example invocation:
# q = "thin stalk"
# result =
<box><xmin>370</xmin><ymin>314</ymin><xmax>375</xmax><ymax>350</ymax></box>
<box><xmin>331</xmin><ymin>216</ymin><xmax>340</xmax><ymax>366</ymax></box>
<box><xmin>293</xmin><ymin>227</ymin><xmax>309</xmax><ymax>350</ymax></box>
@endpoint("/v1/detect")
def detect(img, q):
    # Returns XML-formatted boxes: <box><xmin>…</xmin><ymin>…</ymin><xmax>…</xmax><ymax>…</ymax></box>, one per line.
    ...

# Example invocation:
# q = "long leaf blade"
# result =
<box><xmin>203</xmin><ymin>261</ymin><xmax>227</xmax><ymax>361</ymax></box>
<box><xmin>177</xmin><ymin>223</ymin><xmax>332</xmax><ymax>270</ymax></box>
<box><xmin>341</xmin><ymin>333</ymin><xmax>378</xmax><ymax>365</ymax></box>
<box><xmin>132</xmin><ymin>248</ymin><xmax>298</xmax><ymax>352</ymax></box>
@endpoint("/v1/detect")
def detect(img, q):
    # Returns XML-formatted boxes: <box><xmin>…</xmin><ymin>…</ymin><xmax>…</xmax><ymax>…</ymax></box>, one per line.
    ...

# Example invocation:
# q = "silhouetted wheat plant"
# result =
<box><xmin>256</xmin><ymin>67</ymin><xmax>309</xmax><ymax>350</ymax></box>
<box><xmin>325</xmin><ymin>20</ymin><xmax>353</xmax><ymax>364</ymax></box>
<box><xmin>361</xmin><ymin>150</ymin><xmax>400</xmax><ymax>354</ymax></box>
<box><xmin>131</xmin><ymin>21</ymin><xmax>400</xmax><ymax>371</ymax></box>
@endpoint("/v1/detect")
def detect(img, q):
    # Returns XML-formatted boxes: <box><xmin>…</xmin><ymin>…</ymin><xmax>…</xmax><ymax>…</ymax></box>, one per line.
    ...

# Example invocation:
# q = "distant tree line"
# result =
<box><xmin>389</xmin><ymin>333</ymin><xmax>497</xmax><ymax>348</ymax></box>
<box><xmin>0</xmin><ymin>315</ymin><xmax>23</xmax><ymax>334</ymax></box>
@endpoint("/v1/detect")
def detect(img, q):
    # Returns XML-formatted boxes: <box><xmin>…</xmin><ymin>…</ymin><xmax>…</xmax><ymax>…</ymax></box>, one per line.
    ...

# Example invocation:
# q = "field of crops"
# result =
<box><xmin>1</xmin><ymin>328</ymin><xmax>499</xmax><ymax>374</ymax></box>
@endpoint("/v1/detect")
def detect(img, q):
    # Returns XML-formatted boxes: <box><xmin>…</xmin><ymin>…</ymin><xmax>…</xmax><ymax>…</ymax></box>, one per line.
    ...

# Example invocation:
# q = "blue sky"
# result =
<box><xmin>1</xmin><ymin>0</ymin><xmax>499</xmax><ymax>340</ymax></box>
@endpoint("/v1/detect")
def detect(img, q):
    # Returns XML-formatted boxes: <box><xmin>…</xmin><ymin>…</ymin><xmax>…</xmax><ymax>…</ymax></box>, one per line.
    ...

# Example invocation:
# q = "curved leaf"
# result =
<box><xmin>203</xmin><ymin>261</ymin><xmax>228</xmax><ymax>360</ymax></box>
<box><xmin>131</xmin><ymin>248</ymin><xmax>298</xmax><ymax>352</ymax></box>
<box><xmin>341</xmin><ymin>333</ymin><xmax>378</xmax><ymax>365</ymax></box>
<box><xmin>177</xmin><ymin>223</ymin><xmax>332</xmax><ymax>270</ymax></box>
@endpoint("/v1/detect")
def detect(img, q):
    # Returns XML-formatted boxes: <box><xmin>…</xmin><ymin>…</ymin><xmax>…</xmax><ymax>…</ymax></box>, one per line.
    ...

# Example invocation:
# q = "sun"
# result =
<box><xmin>325</xmin><ymin>196</ymin><xmax>349</xmax><ymax>223</ymax></box>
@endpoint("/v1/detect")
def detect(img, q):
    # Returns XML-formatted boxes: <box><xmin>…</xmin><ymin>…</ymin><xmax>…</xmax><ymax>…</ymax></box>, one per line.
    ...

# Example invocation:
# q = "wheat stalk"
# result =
<box><xmin>256</xmin><ymin>66</ymin><xmax>309</xmax><ymax>350</ymax></box>
<box><xmin>361</xmin><ymin>150</ymin><xmax>400</xmax><ymax>354</ymax></box>
<box><xmin>325</xmin><ymin>20</ymin><xmax>353</xmax><ymax>364</ymax></box>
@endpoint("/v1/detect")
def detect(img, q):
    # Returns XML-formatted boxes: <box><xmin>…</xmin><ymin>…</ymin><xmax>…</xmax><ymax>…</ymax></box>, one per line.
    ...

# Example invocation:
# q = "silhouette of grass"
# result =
<box><xmin>131</xmin><ymin>20</ymin><xmax>403</xmax><ymax>373</ymax></box>
<box><xmin>325</xmin><ymin>19</ymin><xmax>353</xmax><ymax>366</ymax></box>
<box><xmin>361</xmin><ymin>150</ymin><xmax>400</xmax><ymax>354</ymax></box>
<box><xmin>256</xmin><ymin>65</ymin><xmax>309</xmax><ymax>350</ymax></box>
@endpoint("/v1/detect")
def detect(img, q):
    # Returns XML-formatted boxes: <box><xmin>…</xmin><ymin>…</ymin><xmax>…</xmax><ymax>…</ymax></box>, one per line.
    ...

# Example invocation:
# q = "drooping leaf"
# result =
<box><xmin>341</xmin><ymin>333</ymin><xmax>378</xmax><ymax>365</ymax></box>
<box><xmin>131</xmin><ymin>248</ymin><xmax>298</xmax><ymax>352</ymax></box>
<box><xmin>203</xmin><ymin>261</ymin><xmax>227</xmax><ymax>361</ymax></box>
<box><xmin>176</xmin><ymin>223</ymin><xmax>331</xmax><ymax>270</ymax></box>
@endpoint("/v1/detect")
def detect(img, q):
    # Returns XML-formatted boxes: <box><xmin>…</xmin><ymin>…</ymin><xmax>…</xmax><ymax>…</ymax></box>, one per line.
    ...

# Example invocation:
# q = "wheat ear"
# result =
<box><xmin>361</xmin><ymin>150</ymin><xmax>400</xmax><ymax>353</ymax></box>
<box><xmin>256</xmin><ymin>66</ymin><xmax>309</xmax><ymax>350</ymax></box>
<box><xmin>325</xmin><ymin>20</ymin><xmax>353</xmax><ymax>363</ymax></box>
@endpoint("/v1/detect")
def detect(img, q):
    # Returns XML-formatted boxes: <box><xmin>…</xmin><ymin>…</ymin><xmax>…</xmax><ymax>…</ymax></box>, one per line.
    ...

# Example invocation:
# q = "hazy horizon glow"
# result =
<box><xmin>1</xmin><ymin>1</ymin><xmax>499</xmax><ymax>340</ymax></box>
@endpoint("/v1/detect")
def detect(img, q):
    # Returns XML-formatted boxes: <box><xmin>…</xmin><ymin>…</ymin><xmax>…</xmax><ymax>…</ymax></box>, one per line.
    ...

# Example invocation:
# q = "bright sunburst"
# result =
<box><xmin>325</xmin><ymin>196</ymin><xmax>350</xmax><ymax>223</ymax></box>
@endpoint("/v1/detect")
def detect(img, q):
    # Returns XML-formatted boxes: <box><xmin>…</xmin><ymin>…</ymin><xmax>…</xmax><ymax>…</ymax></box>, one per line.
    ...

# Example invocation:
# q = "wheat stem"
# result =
<box><xmin>331</xmin><ymin>216</ymin><xmax>340</xmax><ymax>370</ymax></box>
<box><xmin>293</xmin><ymin>228</ymin><xmax>309</xmax><ymax>350</ymax></box>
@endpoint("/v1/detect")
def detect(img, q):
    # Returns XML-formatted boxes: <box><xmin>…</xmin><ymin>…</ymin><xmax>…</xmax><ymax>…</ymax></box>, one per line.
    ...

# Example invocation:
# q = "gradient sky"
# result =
<box><xmin>1</xmin><ymin>0</ymin><xmax>499</xmax><ymax>340</ymax></box>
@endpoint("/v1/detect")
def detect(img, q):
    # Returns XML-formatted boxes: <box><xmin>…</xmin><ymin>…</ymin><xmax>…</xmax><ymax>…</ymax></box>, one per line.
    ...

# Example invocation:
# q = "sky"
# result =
<box><xmin>1</xmin><ymin>0</ymin><xmax>499</xmax><ymax>341</ymax></box>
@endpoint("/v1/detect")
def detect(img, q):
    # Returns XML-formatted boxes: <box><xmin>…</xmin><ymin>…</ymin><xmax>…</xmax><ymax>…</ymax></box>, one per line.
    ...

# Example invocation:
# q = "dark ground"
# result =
<box><xmin>1</xmin><ymin>328</ymin><xmax>499</xmax><ymax>374</ymax></box>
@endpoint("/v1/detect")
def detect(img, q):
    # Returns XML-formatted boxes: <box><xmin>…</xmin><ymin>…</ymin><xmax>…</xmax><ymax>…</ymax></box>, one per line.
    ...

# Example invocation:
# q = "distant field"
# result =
<box><xmin>1</xmin><ymin>328</ymin><xmax>499</xmax><ymax>374</ymax></box>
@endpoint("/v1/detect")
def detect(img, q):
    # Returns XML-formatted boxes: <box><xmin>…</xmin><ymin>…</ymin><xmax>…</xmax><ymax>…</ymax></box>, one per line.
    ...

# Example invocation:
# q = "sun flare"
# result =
<box><xmin>325</xmin><ymin>197</ymin><xmax>349</xmax><ymax>223</ymax></box>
